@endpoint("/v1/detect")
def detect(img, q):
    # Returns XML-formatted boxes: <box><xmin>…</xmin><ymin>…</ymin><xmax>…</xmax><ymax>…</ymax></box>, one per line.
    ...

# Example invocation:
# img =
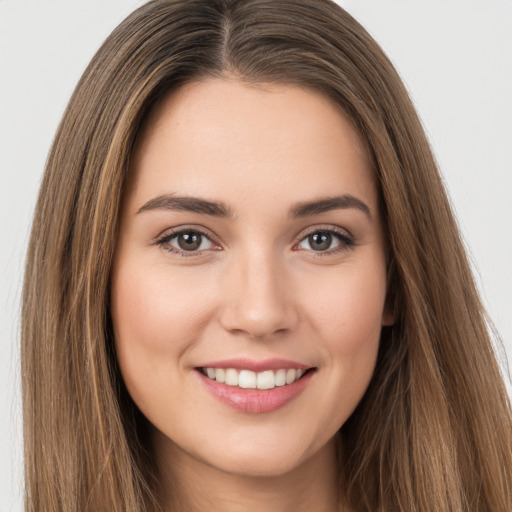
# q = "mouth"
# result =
<box><xmin>198</xmin><ymin>367</ymin><xmax>312</xmax><ymax>390</ymax></box>
<box><xmin>195</xmin><ymin>360</ymin><xmax>317</xmax><ymax>413</ymax></box>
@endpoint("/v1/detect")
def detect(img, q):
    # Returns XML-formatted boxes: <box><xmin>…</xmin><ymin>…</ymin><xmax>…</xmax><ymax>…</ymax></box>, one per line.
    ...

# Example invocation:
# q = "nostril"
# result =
<box><xmin>218</xmin><ymin>300</ymin><xmax>299</xmax><ymax>340</ymax></box>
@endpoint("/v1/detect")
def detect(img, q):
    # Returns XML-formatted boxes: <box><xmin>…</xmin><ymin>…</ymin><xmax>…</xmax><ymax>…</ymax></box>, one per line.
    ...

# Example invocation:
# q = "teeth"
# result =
<box><xmin>215</xmin><ymin>368</ymin><xmax>225</xmax><ymax>383</ymax></box>
<box><xmin>286</xmin><ymin>369</ymin><xmax>297</xmax><ymax>384</ymax></box>
<box><xmin>275</xmin><ymin>369</ymin><xmax>286</xmax><ymax>387</ymax></box>
<box><xmin>257</xmin><ymin>370</ymin><xmax>274</xmax><ymax>390</ymax></box>
<box><xmin>203</xmin><ymin>367</ymin><xmax>308</xmax><ymax>389</ymax></box>
<box><xmin>225</xmin><ymin>368</ymin><xmax>238</xmax><ymax>386</ymax></box>
<box><xmin>239</xmin><ymin>370</ymin><xmax>256</xmax><ymax>389</ymax></box>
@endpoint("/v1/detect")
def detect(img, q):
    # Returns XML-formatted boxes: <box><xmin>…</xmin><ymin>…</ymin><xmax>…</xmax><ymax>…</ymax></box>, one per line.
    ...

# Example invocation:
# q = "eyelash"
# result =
<box><xmin>155</xmin><ymin>226</ymin><xmax>355</xmax><ymax>258</ymax></box>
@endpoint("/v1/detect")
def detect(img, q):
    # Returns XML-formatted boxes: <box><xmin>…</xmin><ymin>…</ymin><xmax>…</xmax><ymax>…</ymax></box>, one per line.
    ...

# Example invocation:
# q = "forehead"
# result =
<box><xmin>126</xmin><ymin>78</ymin><xmax>377</xmax><ymax>216</ymax></box>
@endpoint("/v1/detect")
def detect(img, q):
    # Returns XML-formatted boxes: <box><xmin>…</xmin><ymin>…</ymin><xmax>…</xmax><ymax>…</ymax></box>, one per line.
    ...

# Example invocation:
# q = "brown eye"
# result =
<box><xmin>296</xmin><ymin>229</ymin><xmax>354</xmax><ymax>254</ymax></box>
<box><xmin>157</xmin><ymin>229</ymin><xmax>217</xmax><ymax>254</ymax></box>
<box><xmin>177</xmin><ymin>232</ymin><xmax>203</xmax><ymax>251</ymax></box>
<box><xmin>308</xmin><ymin>232</ymin><xmax>333</xmax><ymax>251</ymax></box>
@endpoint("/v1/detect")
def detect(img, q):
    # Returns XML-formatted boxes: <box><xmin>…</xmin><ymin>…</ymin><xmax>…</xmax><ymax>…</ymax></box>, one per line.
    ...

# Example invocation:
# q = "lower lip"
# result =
<box><xmin>197</xmin><ymin>370</ymin><xmax>314</xmax><ymax>414</ymax></box>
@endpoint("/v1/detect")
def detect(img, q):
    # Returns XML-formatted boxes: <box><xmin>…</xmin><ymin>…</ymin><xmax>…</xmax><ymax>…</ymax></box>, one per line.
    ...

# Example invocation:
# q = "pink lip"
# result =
<box><xmin>196</xmin><ymin>368</ymin><xmax>315</xmax><ymax>414</ymax></box>
<box><xmin>196</xmin><ymin>357</ymin><xmax>311</xmax><ymax>372</ymax></box>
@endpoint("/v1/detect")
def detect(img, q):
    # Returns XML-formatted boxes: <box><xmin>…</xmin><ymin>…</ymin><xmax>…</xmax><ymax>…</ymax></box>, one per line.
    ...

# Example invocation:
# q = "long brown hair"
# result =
<box><xmin>22</xmin><ymin>1</ymin><xmax>512</xmax><ymax>510</ymax></box>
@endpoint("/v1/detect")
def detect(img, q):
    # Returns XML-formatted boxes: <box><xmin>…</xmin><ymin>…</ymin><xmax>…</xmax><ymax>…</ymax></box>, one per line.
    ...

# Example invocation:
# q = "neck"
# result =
<box><xmin>153</xmin><ymin>431</ymin><xmax>342</xmax><ymax>512</ymax></box>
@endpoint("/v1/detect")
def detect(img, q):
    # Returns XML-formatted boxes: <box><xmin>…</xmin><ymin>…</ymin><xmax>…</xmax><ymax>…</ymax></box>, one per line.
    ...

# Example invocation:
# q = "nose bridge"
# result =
<box><xmin>219</xmin><ymin>243</ymin><xmax>297</xmax><ymax>338</ymax></box>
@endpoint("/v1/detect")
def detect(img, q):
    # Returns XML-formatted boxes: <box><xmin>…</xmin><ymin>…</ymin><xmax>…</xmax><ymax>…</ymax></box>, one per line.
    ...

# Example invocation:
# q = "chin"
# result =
<box><xmin>188</xmin><ymin>429</ymin><xmax>335</xmax><ymax>480</ymax></box>
<box><xmin>217</xmin><ymin>450</ymin><xmax>305</xmax><ymax>478</ymax></box>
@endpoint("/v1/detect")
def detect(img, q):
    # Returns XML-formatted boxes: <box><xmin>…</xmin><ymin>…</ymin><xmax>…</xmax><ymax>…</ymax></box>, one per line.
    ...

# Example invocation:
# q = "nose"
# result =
<box><xmin>218</xmin><ymin>249</ymin><xmax>299</xmax><ymax>340</ymax></box>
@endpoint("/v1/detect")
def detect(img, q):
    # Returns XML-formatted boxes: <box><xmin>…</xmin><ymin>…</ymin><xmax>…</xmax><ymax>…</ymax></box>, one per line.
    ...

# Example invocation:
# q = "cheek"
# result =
<box><xmin>113</xmin><ymin>263</ymin><xmax>212</xmax><ymax>343</ymax></box>
<box><xmin>304</xmin><ymin>263</ymin><xmax>387</xmax><ymax>354</ymax></box>
<box><xmin>110</xmin><ymin>262</ymin><xmax>216</xmax><ymax>397</ymax></box>
<box><xmin>298</xmin><ymin>260</ymin><xmax>386</xmax><ymax>417</ymax></box>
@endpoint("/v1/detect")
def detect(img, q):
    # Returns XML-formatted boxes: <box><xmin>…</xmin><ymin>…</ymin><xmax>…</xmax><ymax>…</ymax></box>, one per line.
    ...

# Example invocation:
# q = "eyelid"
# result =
<box><xmin>295</xmin><ymin>224</ymin><xmax>353</xmax><ymax>240</ymax></box>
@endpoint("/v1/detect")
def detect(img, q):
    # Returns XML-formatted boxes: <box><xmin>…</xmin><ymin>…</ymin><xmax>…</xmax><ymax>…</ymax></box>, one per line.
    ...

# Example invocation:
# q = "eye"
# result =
<box><xmin>295</xmin><ymin>228</ymin><xmax>354</xmax><ymax>254</ymax></box>
<box><xmin>156</xmin><ymin>228</ymin><xmax>219</xmax><ymax>256</ymax></box>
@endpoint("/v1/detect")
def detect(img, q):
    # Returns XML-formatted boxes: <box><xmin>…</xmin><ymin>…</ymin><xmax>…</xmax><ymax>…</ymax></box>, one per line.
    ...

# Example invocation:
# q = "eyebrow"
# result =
<box><xmin>288</xmin><ymin>195</ymin><xmax>372</xmax><ymax>220</ymax></box>
<box><xmin>137</xmin><ymin>193</ymin><xmax>372</xmax><ymax>220</ymax></box>
<box><xmin>137</xmin><ymin>195</ymin><xmax>234</xmax><ymax>217</ymax></box>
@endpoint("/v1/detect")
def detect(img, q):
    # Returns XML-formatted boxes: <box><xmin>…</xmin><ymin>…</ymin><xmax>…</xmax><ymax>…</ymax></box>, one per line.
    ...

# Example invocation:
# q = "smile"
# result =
<box><xmin>200</xmin><ymin>367</ymin><xmax>307</xmax><ymax>389</ymax></box>
<box><xmin>196</xmin><ymin>361</ymin><xmax>316</xmax><ymax>413</ymax></box>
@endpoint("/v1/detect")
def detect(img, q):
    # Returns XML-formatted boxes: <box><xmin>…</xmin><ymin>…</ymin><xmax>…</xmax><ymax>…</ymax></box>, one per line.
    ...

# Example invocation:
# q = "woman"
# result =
<box><xmin>21</xmin><ymin>0</ymin><xmax>512</xmax><ymax>511</ymax></box>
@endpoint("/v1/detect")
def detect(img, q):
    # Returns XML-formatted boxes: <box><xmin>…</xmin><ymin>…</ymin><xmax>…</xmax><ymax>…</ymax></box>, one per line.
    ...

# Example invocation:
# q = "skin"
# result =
<box><xmin>111</xmin><ymin>78</ymin><xmax>393</xmax><ymax>511</ymax></box>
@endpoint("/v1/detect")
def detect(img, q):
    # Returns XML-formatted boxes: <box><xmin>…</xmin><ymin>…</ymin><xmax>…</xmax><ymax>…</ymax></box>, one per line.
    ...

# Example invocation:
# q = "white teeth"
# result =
<box><xmin>275</xmin><ymin>369</ymin><xmax>286</xmax><ymax>387</ymax></box>
<box><xmin>285</xmin><ymin>369</ymin><xmax>297</xmax><ymax>385</ymax></box>
<box><xmin>257</xmin><ymin>370</ymin><xmax>275</xmax><ymax>390</ymax></box>
<box><xmin>239</xmin><ymin>370</ymin><xmax>256</xmax><ymax>389</ymax></box>
<box><xmin>225</xmin><ymin>368</ymin><xmax>239</xmax><ymax>386</ymax></box>
<box><xmin>203</xmin><ymin>367</ymin><xmax>309</xmax><ymax>389</ymax></box>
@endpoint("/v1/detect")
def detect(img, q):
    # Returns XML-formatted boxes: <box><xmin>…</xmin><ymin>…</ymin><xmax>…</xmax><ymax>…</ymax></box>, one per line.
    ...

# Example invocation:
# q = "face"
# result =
<box><xmin>111</xmin><ymin>78</ymin><xmax>392</xmax><ymax>479</ymax></box>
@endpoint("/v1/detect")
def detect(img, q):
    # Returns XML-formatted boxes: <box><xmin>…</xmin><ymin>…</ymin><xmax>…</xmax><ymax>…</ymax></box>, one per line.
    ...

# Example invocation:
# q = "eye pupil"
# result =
<box><xmin>309</xmin><ymin>232</ymin><xmax>332</xmax><ymax>251</ymax></box>
<box><xmin>178</xmin><ymin>232</ymin><xmax>201</xmax><ymax>251</ymax></box>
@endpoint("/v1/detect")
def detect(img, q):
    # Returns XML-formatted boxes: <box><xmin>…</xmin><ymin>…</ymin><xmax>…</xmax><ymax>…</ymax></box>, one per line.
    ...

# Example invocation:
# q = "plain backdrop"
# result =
<box><xmin>1</xmin><ymin>1</ymin><xmax>511</xmax><ymax>509</ymax></box>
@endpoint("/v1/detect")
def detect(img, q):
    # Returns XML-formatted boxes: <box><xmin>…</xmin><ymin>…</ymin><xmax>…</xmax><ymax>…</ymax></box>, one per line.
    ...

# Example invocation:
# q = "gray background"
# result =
<box><xmin>1</xmin><ymin>1</ymin><xmax>511</xmax><ymax>509</ymax></box>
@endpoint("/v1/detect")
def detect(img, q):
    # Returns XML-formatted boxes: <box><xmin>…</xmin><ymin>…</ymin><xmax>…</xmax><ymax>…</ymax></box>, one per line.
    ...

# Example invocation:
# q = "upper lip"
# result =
<box><xmin>196</xmin><ymin>357</ymin><xmax>313</xmax><ymax>372</ymax></box>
